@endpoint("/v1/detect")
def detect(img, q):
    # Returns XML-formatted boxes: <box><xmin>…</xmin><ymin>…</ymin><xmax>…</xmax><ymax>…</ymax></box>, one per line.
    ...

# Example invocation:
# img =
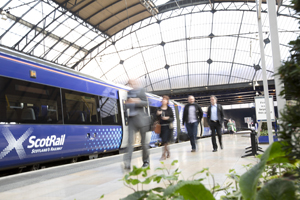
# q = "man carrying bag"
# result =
<box><xmin>123</xmin><ymin>79</ymin><xmax>151</xmax><ymax>171</ymax></box>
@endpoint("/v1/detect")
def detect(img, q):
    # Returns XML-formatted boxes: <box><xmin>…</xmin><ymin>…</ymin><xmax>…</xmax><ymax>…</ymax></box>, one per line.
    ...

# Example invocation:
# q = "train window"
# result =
<box><xmin>0</xmin><ymin>76</ymin><xmax>62</xmax><ymax>124</ymax></box>
<box><xmin>62</xmin><ymin>90</ymin><xmax>99</xmax><ymax>125</ymax></box>
<box><xmin>99</xmin><ymin>96</ymin><xmax>121</xmax><ymax>125</ymax></box>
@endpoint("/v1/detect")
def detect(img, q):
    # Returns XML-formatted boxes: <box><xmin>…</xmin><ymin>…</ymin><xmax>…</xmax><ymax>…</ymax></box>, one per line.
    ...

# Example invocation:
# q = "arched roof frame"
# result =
<box><xmin>73</xmin><ymin>1</ymin><xmax>298</xmax><ymax>92</ymax></box>
<box><xmin>73</xmin><ymin>0</ymin><xmax>298</xmax><ymax>70</ymax></box>
<box><xmin>0</xmin><ymin>0</ymin><xmax>298</xmax><ymax>93</ymax></box>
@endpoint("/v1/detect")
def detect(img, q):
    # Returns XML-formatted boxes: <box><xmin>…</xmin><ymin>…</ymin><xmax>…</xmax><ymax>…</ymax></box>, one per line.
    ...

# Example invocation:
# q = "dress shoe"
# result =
<box><xmin>142</xmin><ymin>162</ymin><xmax>149</xmax><ymax>168</ymax></box>
<box><xmin>212</xmin><ymin>149</ymin><xmax>217</xmax><ymax>152</ymax></box>
<box><xmin>191</xmin><ymin>149</ymin><xmax>196</xmax><ymax>152</ymax></box>
<box><xmin>220</xmin><ymin>144</ymin><xmax>223</xmax><ymax>150</ymax></box>
<box><xmin>160</xmin><ymin>155</ymin><xmax>166</xmax><ymax>161</ymax></box>
<box><xmin>123</xmin><ymin>164</ymin><xmax>131</xmax><ymax>172</ymax></box>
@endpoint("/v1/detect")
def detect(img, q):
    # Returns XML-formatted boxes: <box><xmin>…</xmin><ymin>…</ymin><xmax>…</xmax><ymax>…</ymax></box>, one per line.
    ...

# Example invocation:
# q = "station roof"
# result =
<box><xmin>0</xmin><ymin>0</ymin><xmax>298</xmax><ymax>104</ymax></box>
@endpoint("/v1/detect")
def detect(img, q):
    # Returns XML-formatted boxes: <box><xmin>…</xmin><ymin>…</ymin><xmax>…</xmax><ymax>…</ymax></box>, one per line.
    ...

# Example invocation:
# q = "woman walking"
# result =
<box><xmin>156</xmin><ymin>95</ymin><xmax>174</xmax><ymax>160</ymax></box>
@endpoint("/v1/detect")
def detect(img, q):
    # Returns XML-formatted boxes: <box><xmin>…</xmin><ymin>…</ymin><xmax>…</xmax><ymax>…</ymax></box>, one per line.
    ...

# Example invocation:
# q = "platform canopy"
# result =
<box><xmin>0</xmin><ymin>0</ymin><xmax>298</xmax><ymax>104</ymax></box>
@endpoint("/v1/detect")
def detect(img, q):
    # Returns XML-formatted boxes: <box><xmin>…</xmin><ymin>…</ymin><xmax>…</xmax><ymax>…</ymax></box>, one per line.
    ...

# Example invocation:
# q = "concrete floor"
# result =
<box><xmin>0</xmin><ymin>133</ymin><xmax>269</xmax><ymax>200</ymax></box>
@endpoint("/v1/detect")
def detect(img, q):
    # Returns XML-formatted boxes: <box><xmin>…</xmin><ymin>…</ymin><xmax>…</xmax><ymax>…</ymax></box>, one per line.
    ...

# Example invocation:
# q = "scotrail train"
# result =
<box><xmin>0</xmin><ymin>47</ymin><xmax>210</xmax><ymax>172</ymax></box>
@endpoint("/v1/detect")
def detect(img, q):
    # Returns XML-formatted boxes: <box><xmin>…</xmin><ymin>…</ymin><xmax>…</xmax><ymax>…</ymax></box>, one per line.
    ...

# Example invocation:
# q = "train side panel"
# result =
<box><xmin>0</xmin><ymin>125</ymin><xmax>122</xmax><ymax>170</ymax></box>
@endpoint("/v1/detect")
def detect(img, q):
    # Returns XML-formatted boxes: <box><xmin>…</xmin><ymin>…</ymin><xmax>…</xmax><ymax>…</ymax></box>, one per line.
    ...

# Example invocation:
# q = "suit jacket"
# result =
<box><xmin>126</xmin><ymin>88</ymin><xmax>150</xmax><ymax>128</ymax></box>
<box><xmin>182</xmin><ymin>103</ymin><xmax>203</xmax><ymax>125</ymax></box>
<box><xmin>207</xmin><ymin>104</ymin><xmax>224</xmax><ymax>126</ymax></box>
<box><xmin>126</xmin><ymin>88</ymin><xmax>148</xmax><ymax>116</ymax></box>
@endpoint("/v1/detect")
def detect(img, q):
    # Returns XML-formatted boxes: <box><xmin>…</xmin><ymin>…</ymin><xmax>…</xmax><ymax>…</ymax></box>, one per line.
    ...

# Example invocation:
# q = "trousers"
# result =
<box><xmin>123</xmin><ymin>117</ymin><xmax>149</xmax><ymax>167</ymax></box>
<box><xmin>186</xmin><ymin>122</ymin><xmax>198</xmax><ymax>150</ymax></box>
<box><xmin>210</xmin><ymin>121</ymin><xmax>222</xmax><ymax>150</ymax></box>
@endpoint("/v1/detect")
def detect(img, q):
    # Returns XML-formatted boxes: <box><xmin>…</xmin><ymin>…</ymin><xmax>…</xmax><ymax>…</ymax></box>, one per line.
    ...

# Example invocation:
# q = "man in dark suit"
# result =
<box><xmin>182</xmin><ymin>95</ymin><xmax>203</xmax><ymax>152</ymax></box>
<box><xmin>207</xmin><ymin>95</ymin><xmax>224</xmax><ymax>152</ymax></box>
<box><xmin>123</xmin><ymin>79</ymin><xmax>150</xmax><ymax>170</ymax></box>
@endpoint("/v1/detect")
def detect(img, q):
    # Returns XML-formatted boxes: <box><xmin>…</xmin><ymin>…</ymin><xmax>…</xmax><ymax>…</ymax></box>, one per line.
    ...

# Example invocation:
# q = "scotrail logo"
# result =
<box><xmin>0</xmin><ymin>127</ymin><xmax>66</xmax><ymax>160</ymax></box>
<box><xmin>0</xmin><ymin>127</ymin><xmax>33</xmax><ymax>160</ymax></box>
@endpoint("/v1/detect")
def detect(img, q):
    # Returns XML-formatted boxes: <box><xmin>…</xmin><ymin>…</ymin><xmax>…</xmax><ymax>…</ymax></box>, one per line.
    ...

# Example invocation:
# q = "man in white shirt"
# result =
<box><xmin>182</xmin><ymin>95</ymin><xmax>203</xmax><ymax>152</ymax></box>
<box><xmin>207</xmin><ymin>95</ymin><xmax>224</xmax><ymax>152</ymax></box>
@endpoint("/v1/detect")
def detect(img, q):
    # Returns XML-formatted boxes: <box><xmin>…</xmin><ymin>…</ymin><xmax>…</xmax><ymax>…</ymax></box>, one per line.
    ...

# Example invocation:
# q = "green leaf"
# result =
<box><xmin>164</xmin><ymin>180</ymin><xmax>215</xmax><ymax>200</ymax></box>
<box><xmin>129</xmin><ymin>166</ymin><xmax>143</xmax><ymax>176</ymax></box>
<box><xmin>100</xmin><ymin>194</ymin><xmax>104</xmax><ymax>199</ymax></box>
<box><xmin>151</xmin><ymin>187</ymin><xmax>165</xmax><ymax>193</ymax></box>
<box><xmin>131</xmin><ymin>179</ymin><xmax>141</xmax><ymax>185</ymax></box>
<box><xmin>171</xmin><ymin>160</ymin><xmax>179</xmax><ymax>166</ymax></box>
<box><xmin>120</xmin><ymin>191</ymin><xmax>148</xmax><ymax>200</ymax></box>
<box><xmin>239</xmin><ymin>142</ymin><xmax>275</xmax><ymax>200</ymax></box>
<box><xmin>153</xmin><ymin>176</ymin><xmax>162</xmax><ymax>183</ymax></box>
<box><xmin>146</xmin><ymin>191</ymin><xmax>162</xmax><ymax>200</ymax></box>
<box><xmin>256</xmin><ymin>179</ymin><xmax>296</xmax><ymax>200</ymax></box>
<box><xmin>239</xmin><ymin>142</ymin><xmax>290</xmax><ymax>200</ymax></box>
<box><xmin>142</xmin><ymin>177</ymin><xmax>153</xmax><ymax>184</ymax></box>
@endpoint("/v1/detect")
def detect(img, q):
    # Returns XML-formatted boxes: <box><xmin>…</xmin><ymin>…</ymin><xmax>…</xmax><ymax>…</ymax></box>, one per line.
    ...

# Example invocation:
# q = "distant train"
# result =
<box><xmin>0</xmin><ymin>47</ymin><xmax>217</xmax><ymax>172</ymax></box>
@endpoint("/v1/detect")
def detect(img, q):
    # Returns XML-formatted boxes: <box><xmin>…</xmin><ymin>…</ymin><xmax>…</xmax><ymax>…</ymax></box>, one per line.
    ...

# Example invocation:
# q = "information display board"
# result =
<box><xmin>254</xmin><ymin>96</ymin><xmax>275</xmax><ymax>122</ymax></box>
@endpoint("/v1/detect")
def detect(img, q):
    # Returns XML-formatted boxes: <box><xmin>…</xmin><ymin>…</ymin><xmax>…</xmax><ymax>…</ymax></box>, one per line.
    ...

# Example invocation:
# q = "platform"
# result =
<box><xmin>0</xmin><ymin>134</ymin><xmax>268</xmax><ymax>200</ymax></box>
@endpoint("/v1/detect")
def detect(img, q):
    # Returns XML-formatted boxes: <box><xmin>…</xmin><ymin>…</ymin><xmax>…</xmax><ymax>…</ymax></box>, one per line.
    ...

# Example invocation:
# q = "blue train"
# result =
<box><xmin>0</xmin><ymin>47</ymin><xmax>211</xmax><ymax>172</ymax></box>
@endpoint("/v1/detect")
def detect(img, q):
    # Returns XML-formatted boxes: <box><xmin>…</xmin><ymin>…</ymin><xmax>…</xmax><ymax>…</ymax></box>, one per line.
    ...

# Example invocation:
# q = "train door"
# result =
<box><xmin>119</xmin><ymin>89</ymin><xmax>129</xmax><ymax>149</ymax></box>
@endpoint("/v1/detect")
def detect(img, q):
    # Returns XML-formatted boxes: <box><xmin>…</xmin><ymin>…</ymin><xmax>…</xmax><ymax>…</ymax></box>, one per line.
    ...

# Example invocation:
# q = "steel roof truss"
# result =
<box><xmin>0</xmin><ymin>0</ymin><xmax>40</xmax><ymax>40</ymax></box>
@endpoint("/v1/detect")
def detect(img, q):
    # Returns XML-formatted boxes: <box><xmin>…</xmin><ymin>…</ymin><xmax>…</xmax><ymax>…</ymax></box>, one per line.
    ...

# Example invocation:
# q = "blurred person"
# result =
<box><xmin>155</xmin><ymin>95</ymin><xmax>174</xmax><ymax>160</ymax></box>
<box><xmin>123</xmin><ymin>79</ymin><xmax>151</xmax><ymax>170</ymax></box>
<box><xmin>227</xmin><ymin>119</ymin><xmax>236</xmax><ymax>134</ymax></box>
<box><xmin>182</xmin><ymin>95</ymin><xmax>203</xmax><ymax>152</ymax></box>
<box><xmin>207</xmin><ymin>95</ymin><xmax>224</xmax><ymax>152</ymax></box>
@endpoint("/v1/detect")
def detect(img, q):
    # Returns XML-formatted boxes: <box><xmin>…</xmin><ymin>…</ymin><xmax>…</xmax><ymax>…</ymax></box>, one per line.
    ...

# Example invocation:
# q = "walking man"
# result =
<box><xmin>207</xmin><ymin>95</ymin><xmax>224</xmax><ymax>152</ymax></box>
<box><xmin>182</xmin><ymin>95</ymin><xmax>203</xmax><ymax>152</ymax></box>
<box><xmin>123</xmin><ymin>79</ymin><xmax>151</xmax><ymax>170</ymax></box>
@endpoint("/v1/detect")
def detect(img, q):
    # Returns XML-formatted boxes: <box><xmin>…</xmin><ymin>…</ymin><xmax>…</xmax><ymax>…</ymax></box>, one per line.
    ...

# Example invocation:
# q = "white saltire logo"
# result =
<box><xmin>0</xmin><ymin>127</ymin><xmax>33</xmax><ymax>160</ymax></box>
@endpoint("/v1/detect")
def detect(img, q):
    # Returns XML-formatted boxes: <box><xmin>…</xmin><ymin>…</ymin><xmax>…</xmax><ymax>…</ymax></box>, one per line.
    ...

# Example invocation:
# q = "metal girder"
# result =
<box><xmin>134</xmin><ymin>32</ymin><xmax>154</xmax><ymax>91</ymax></box>
<box><xmin>71</xmin><ymin>0</ymin><xmax>97</xmax><ymax>15</ymax></box>
<box><xmin>184</xmin><ymin>15</ymin><xmax>190</xmax><ymax>88</ymax></box>
<box><xmin>93</xmin><ymin>2</ymin><xmax>142</xmax><ymax>32</ymax></box>
<box><xmin>228</xmin><ymin>11</ymin><xmax>244</xmax><ymax>84</ymax></box>
<box><xmin>6</xmin><ymin>10</ymin><xmax>88</xmax><ymax>54</ymax></box>
<box><xmin>0</xmin><ymin>0</ymin><xmax>40</xmax><ymax>40</ymax></box>
<box><xmin>101</xmin><ymin>10</ymin><xmax>150</xmax><ymax>34</ymax></box>
<box><xmin>63</xmin><ymin>1</ymin><xmax>297</xmax><ymax>71</ymax></box>
<box><xmin>207</xmin><ymin>6</ymin><xmax>214</xmax><ymax>86</ymax></box>
<box><xmin>41</xmin><ymin>0</ymin><xmax>108</xmax><ymax>38</ymax></box>
<box><xmin>157</xmin><ymin>20</ymin><xmax>172</xmax><ymax>90</ymax></box>
<box><xmin>84</xmin><ymin>0</ymin><xmax>123</xmax><ymax>23</ymax></box>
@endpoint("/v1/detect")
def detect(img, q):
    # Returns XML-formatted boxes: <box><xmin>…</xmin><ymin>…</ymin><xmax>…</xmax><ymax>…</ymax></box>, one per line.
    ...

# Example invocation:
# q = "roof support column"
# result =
<box><xmin>266</xmin><ymin>0</ymin><xmax>286</xmax><ymax>127</ymax></box>
<box><xmin>255</xmin><ymin>0</ymin><xmax>274</xmax><ymax>144</ymax></box>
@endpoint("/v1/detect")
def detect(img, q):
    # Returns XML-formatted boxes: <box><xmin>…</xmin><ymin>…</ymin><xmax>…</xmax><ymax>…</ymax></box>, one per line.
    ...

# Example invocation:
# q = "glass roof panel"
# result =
<box><xmin>123</xmin><ymin>53</ymin><xmax>145</xmax><ymax>74</ymax></box>
<box><xmin>186</xmin><ymin>12</ymin><xmax>212</xmax><ymax>38</ymax></box>
<box><xmin>209</xmin><ymin>62</ymin><xmax>232</xmax><ymax>85</ymax></box>
<box><xmin>0</xmin><ymin>1</ymin><xmax>298</xmax><ymax>92</ymax></box>
<box><xmin>153</xmin><ymin>0</ymin><xmax>170</xmax><ymax>6</ymax></box>
<box><xmin>136</xmin><ymin>23</ymin><xmax>161</xmax><ymax>46</ymax></box>
<box><xmin>149</xmin><ymin>69</ymin><xmax>169</xmax><ymax>90</ymax></box>
<box><xmin>211</xmin><ymin>37</ymin><xmax>236</xmax><ymax>63</ymax></box>
<box><xmin>106</xmin><ymin>64</ymin><xmax>127</xmax><ymax>81</ymax></box>
<box><xmin>164</xmin><ymin>40</ymin><xmax>187</xmax><ymax>66</ymax></box>
<box><xmin>214</xmin><ymin>11</ymin><xmax>244</xmax><ymax>36</ymax></box>
<box><xmin>187</xmin><ymin>38</ymin><xmax>210</xmax><ymax>62</ymax></box>
<box><xmin>230</xmin><ymin>64</ymin><xmax>255</xmax><ymax>83</ymax></box>
<box><xmin>141</xmin><ymin>46</ymin><xmax>165</xmax><ymax>72</ymax></box>
<box><xmin>189</xmin><ymin>62</ymin><xmax>209</xmax><ymax>87</ymax></box>
<box><xmin>160</xmin><ymin>15</ymin><xmax>185</xmax><ymax>43</ymax></box>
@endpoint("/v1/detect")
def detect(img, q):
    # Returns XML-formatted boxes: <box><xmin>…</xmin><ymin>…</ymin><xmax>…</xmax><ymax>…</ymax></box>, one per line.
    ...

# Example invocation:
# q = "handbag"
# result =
<box><xmin>178</xmin><ymin>131</ymin><xmax>190</xmax><ymax>141</ymax></box>
<box><xmin>169</xmin><ymin>122</ymin><xmax>174</xmax><ymax>129</ymax></box>
<box><xmin>152</xmin><ymin>121</ymin><xmax>161</xmax><ymax>134</ymax></box>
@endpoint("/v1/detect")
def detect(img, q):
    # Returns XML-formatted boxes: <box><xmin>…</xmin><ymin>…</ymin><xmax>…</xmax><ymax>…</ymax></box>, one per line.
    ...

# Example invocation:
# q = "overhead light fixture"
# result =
<box><xmin>1</xmin><ymin>12</ymin><xmax>7</xmax><ymax>20</ymax></box>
